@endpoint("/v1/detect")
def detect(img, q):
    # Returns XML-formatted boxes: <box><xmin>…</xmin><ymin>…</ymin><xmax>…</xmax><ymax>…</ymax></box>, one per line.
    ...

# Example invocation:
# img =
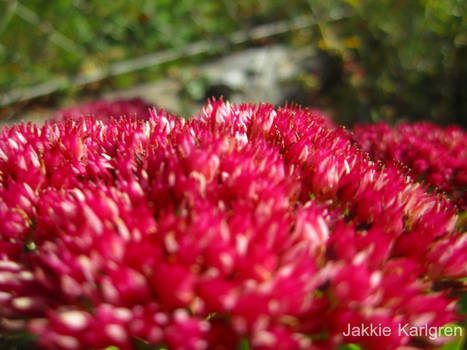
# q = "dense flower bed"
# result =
<box><xmin>353</xmin><ymin>122</ymin><xmax>467</xmax><ymax>211</ymax></box>
<box><xmin>0</xmin><ymin>100</ymin><xmax>465</xmax><ymax>349</ymax></box>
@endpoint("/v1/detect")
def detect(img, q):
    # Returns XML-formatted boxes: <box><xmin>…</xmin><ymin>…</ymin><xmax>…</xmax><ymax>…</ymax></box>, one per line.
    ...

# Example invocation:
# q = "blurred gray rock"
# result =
<box><xmin>201</xmin><ymin>45</ymin><xmax>309</xmax><ymax>105</ymax></box>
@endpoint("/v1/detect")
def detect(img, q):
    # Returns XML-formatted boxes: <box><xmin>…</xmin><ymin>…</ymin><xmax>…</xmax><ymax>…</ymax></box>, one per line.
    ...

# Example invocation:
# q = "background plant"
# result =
<box><xmin>0</xmin><ymin>0</ymin><xmax>466</xmax><ymax>127</ymax></box>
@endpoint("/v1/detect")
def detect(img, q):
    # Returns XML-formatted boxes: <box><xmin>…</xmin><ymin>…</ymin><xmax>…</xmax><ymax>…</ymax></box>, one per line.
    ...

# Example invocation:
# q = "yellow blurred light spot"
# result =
<box><xmin>318</xmin><ymin>39</ymin><xmax>328</xmax><ymax>50</ymax></box>
<box><xmin>344</xmin><ymin>36</ymin><xmax>360</xmax><ymax>49</ymax></box>
<box><xmin>344</xmin><ymin>0</ymin><xmax>359</xmax><ymax>7</ymax></box>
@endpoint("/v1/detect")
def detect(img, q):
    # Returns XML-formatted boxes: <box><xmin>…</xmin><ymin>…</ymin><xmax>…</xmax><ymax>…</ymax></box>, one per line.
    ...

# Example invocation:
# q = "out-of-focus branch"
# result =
<box><xmin>0</xmin><ymin>0</ymin><xmax>17</xmax><ymax>35</ymax></box>
<box><xmin>9</xmin><ymin>1</ymin><xmax>84</xmax><ymax>56</ymax></box>
<box><xmin>0</xmin><ymin>14</ymin><xmax>347</xmax><ymax>108</ymax></box>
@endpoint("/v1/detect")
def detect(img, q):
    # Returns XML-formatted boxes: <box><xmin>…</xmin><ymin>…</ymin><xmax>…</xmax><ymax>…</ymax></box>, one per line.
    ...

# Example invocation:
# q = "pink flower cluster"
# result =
<box><xmin>0</xmin><ymin>100</ymin><xmax>465</xmax><ymax>350</ymax></box>
<box><xmin>52</xmin><ymin>98</ymin><xmax>153</xmax><ymax>122</ymax></box>
<box><xmin>353</xmin><ymin>122</ymin><xmax>467</xmax><ymax>211</ymax></box>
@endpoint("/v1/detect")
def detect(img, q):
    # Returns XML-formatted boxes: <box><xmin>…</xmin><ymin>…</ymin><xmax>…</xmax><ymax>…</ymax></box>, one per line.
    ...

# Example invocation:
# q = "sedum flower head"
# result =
<box><xmin>52</xmin><ymin>98</ymin><xmax>153</xmax><ymax>122</ymax></box>
<box><xmin>353</xmin><ymin>122</ymin><xmax>467</xmax><ymax>211</ymax></box>
<box><xmin>0</xmin><ymin>99</ymin><xmax>465</xmax><ymax>350</ymax></box>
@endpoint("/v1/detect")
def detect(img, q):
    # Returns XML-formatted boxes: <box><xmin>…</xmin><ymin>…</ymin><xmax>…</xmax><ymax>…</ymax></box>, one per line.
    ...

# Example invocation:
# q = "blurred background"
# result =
<box><xmin>0</xmin><ymin>0</ymin><xmax>466</xmax><ymax>127</ymax></box>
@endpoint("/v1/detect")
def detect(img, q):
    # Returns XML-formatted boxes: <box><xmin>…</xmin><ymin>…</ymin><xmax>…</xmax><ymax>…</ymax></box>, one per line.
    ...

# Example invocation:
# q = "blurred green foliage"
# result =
<box><xmin>0</xmin><ymin>0</ymin><xmax>466</xmax><ymax>126</ymax></box>
<box><xmin>0</xmin><ymin>0</ymin><xmax>307</xmax><ymax>90</ymax></box>
<box><xmin>307</xmin><ymin>0</ymin><xmax>467</xmax><ymax>126</ymax></box>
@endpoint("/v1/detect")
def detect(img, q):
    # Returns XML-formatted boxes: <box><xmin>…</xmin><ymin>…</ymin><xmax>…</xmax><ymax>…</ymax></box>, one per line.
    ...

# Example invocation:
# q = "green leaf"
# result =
<box><xmin>0</xmin><ymin>331</ymin><xmax>36</xmax><ymax>350</ymax></box>
<box><xmin>441</xmin><ymin>336</ymin><xmax>464</xmax><ymax>350</ymax></box>
<box><xmin>238</xmin><ymin>338</ymin><xmax>251</xmax><ymax>350</ymax></box>
<box><xmin>338</xmin><ymin>344</ymin><xmax>362</xmax><ymax>350</ymax></box>
<box><xmin>459</xmin><ymin>292</ymin><xmax>467</xmax><ymax>315</ymax></box>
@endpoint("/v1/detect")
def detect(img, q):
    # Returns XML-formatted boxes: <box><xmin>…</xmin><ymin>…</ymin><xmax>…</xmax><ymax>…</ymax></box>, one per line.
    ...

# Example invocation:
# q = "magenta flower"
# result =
<box><xmin>353</xmin><ymin>122</ymin><xmax>467</xmax><ymax>211</ymax></box>
<box><xmin>0</xmin><ymin>100</ymin><xmax>465</xmax><ymax>349</ymax></box>
<box><xmin>52</xmin><ymin>98</ymin><xmax>153</xmax><ymax>122</ymax></box>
